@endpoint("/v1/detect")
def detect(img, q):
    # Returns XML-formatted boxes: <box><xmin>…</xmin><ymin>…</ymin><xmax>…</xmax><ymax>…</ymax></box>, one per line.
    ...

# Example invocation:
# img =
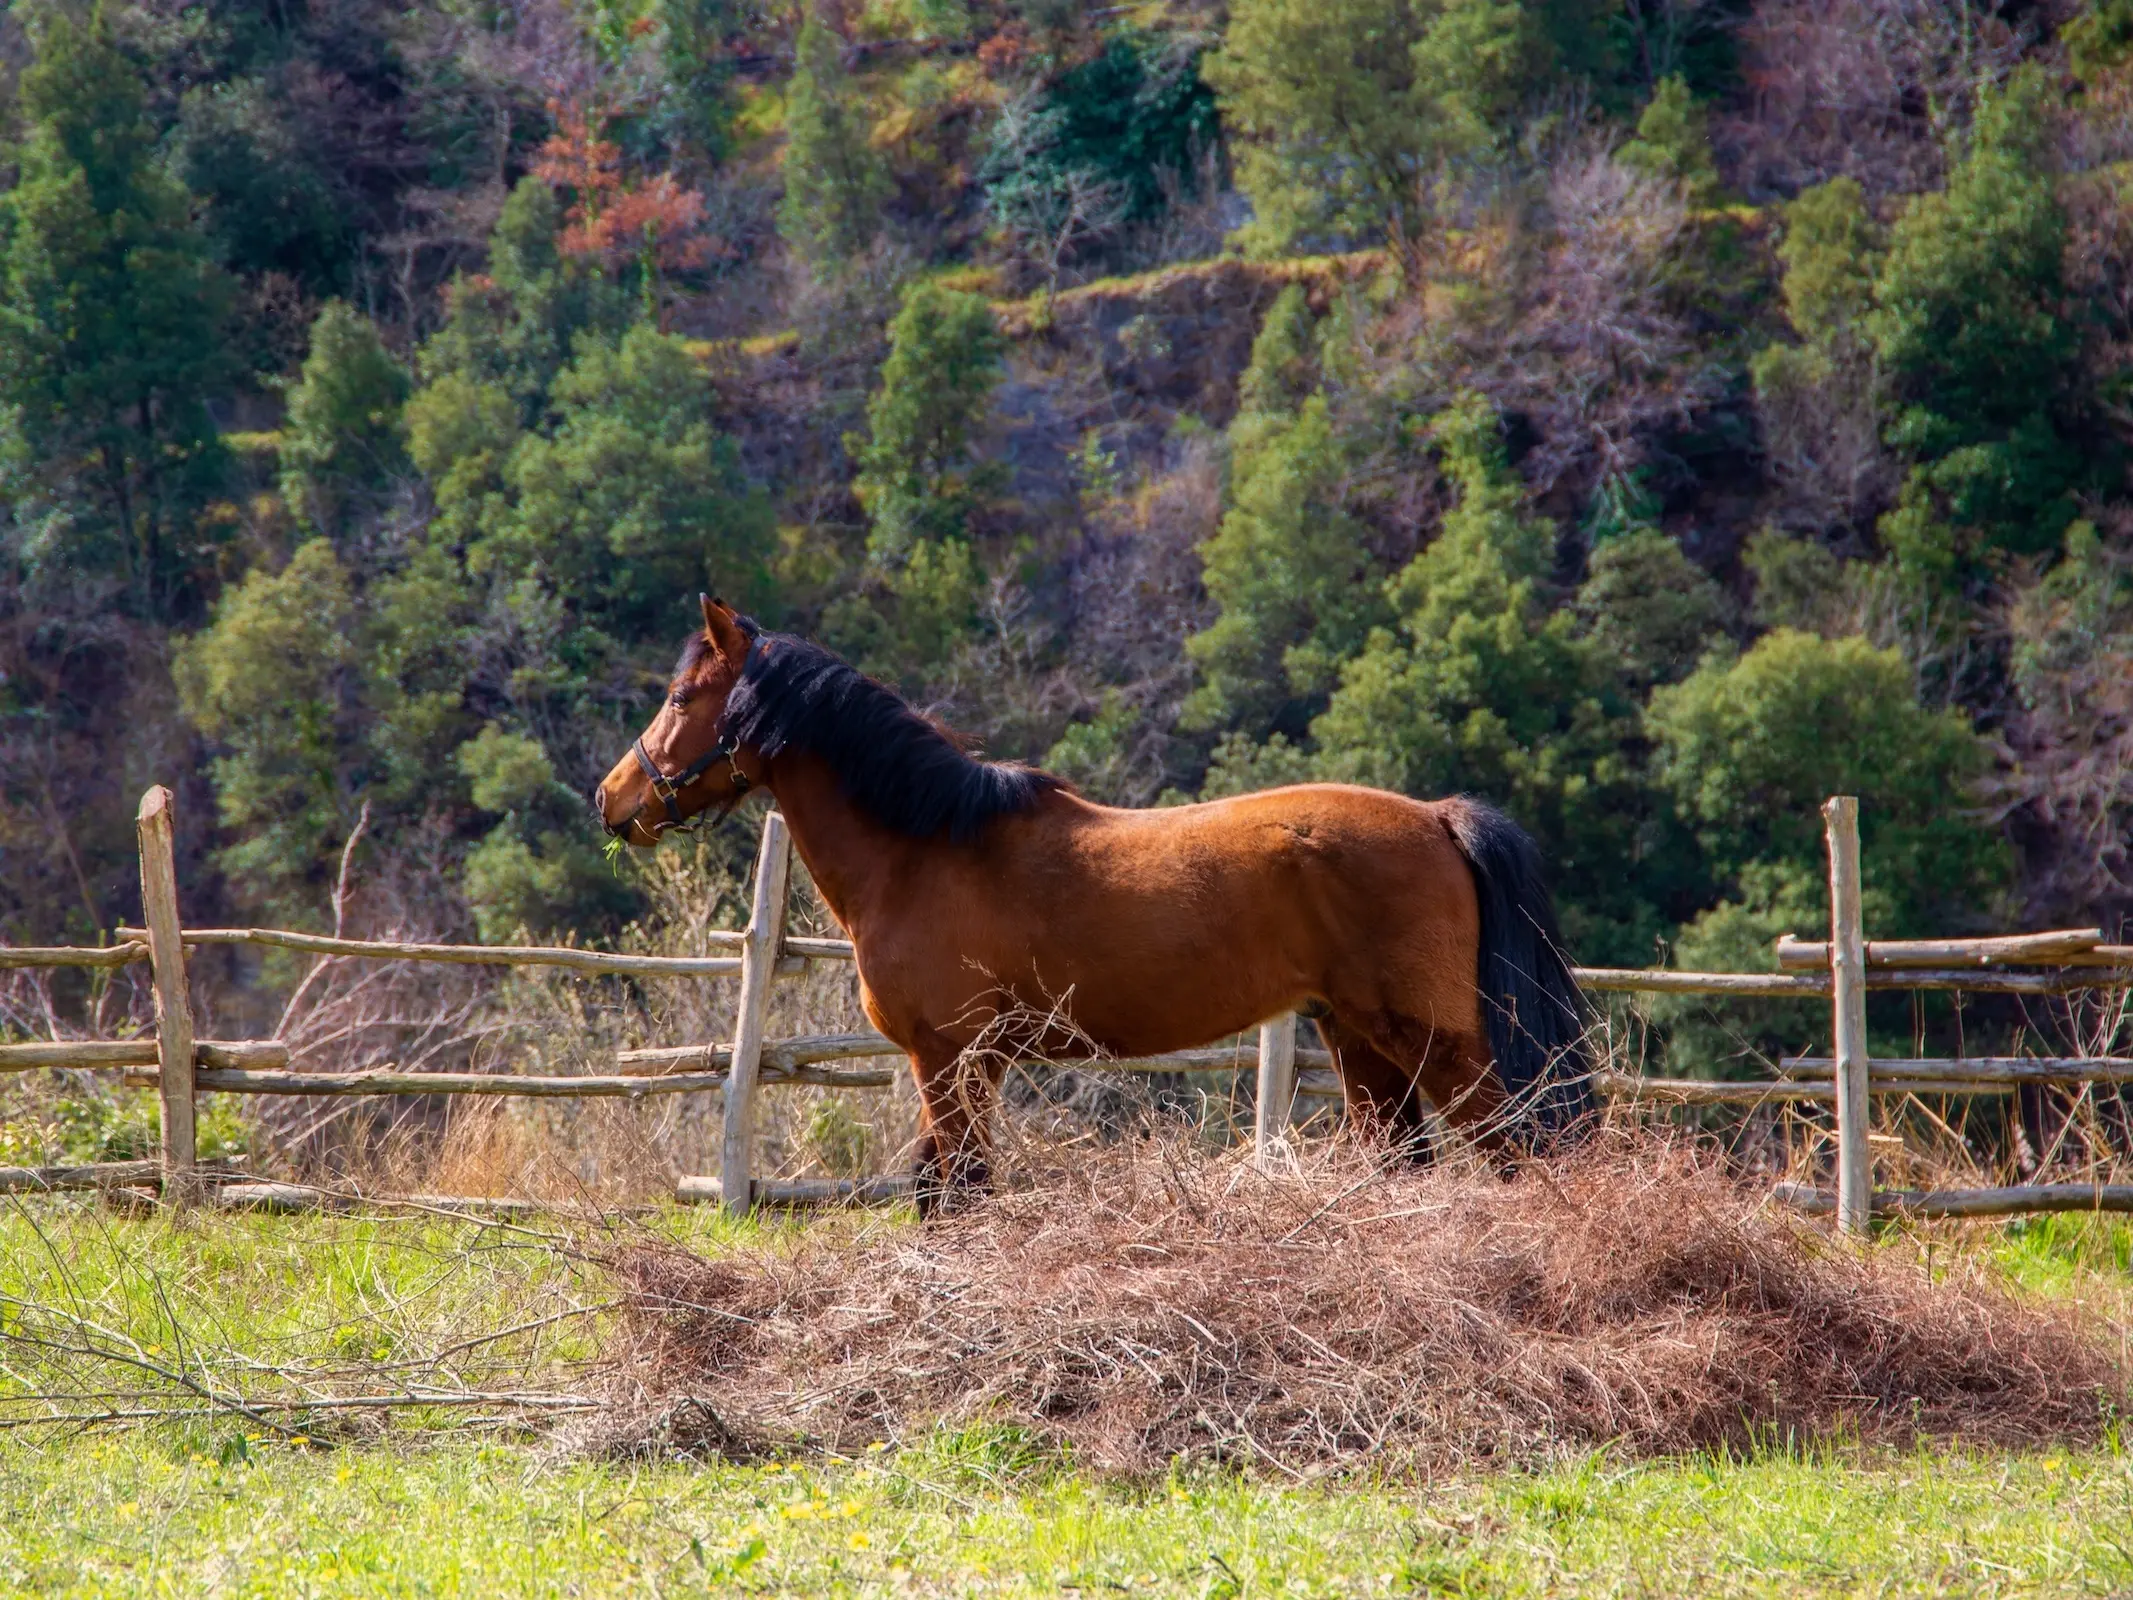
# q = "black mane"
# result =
<box><xmin>715</xmin><ymin>626</ymin><xmax>1066</xmax><ymax>841</ymax></box>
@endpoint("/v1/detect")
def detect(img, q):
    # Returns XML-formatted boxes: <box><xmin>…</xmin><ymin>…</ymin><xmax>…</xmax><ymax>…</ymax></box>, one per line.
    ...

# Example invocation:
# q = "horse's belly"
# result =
<box><xmin>990</xmin><ymin>929</ymin><xmax>1302</xmax><ymax>1059</ymax></box>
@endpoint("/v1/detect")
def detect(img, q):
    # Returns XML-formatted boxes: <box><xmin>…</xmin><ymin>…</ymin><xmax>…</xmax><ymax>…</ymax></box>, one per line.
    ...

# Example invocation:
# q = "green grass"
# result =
<box><xmin>4</xmin><ymin>1202</ymin><xmax>2133</xmax><ymax>1596</ymax></box>
<box><xmin>1991</xmin><ymin>1212</ymin><xmax>2133</xmax><ymax>1296</ymax></box>
<box><xmin>5</xmin><ymin>1430</ymin><xmax>2132</xmax><ymax>1596</ymax></box>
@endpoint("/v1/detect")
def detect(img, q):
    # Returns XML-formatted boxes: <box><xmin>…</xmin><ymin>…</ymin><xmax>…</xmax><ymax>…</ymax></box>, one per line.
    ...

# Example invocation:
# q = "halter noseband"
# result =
<box><xmin>629</xmin><ymin>725</ymin><xmax>751</xmax><ymax>836</ymax></box>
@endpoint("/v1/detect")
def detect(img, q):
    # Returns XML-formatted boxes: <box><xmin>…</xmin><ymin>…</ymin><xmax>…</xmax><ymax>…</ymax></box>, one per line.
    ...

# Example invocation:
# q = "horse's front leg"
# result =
<box><xmin>906</xmin><ymin>1025</ymin><xmax>995</xmax><ymax>1218</ymax></box>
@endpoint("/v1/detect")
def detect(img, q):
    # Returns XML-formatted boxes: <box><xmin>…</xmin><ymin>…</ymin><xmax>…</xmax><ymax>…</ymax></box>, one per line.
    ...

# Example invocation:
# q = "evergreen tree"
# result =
<box><xmin>1183</xmin><ymin>396</ymin><xmax>1387</xmax><ymax>738</ymax></box>
<box><xmin>1205</xmin><ymin>0</ymin><xmax>1441</xmax><ymax>265</ymax></box>
<box><xmin>654</xmin><ymin>0</ymin><xmax>747</xmax><ymax>168</ymax></box>
<box><xmin>1208</xmin><ymin>0</ymin><xmax>1602</xmax><ymax>269</ymax></box>
<box><xmin>1868</xmin><ymin>67</ymin><xmax>2080</xmax><ymax>586</ymax></box>
<box><xmin>1234</xmin><ymin>283</ymin><xmax>1320</xmax><ymax>418</ymax></box>
<box><xmin>1773</xmin><ymin>177</ymin><xmax>1880</xmax><ymax>350</ymax></box>
<box><xmin>487</xmin><ymin>322</ymin><xmax>773</xmax><ymax>644</ymax></box>
<box><xmin>0</xmin><ymin>6</ymin><xmax>233</xmax><ymax>619</ymax></box>
<box><xmin>1411</xmin><ymin>0</ymin><xmax>1556</xmax><ymax>158</ymax></box>
<box><xmin>1311</xmin><ymin>394</ymin><xmax>1664</xmax><ymax>961</ymax></box>
<box><xmin>1644</xmin><ymin>628</ymin><xmax>2010</xmax><ymax>1068</ymax></box>
<box><xmin>457</xmin><ymin>722</ymin><xmax>636</xmax><ymax>941</ymax></box>
<box><xmin>172</xmin><ymin>541</ymin><xmax>363</xmax><ymax>921</ymax></box>
<box><xmin>279</xmin><ymin>302</ymin><xmax>411</xmax><ymax>541</ymax></box>
<box><xmin>1572</xmin><ymin>528</ymin><xmax>1732</xmax><ymax>690</ymax></box>
<box><xmin>418</xmin><ymin>178</ymin><xmax>629</xmax><ymax>416</ymax></box>
<box><xmin>851</xmin><ymin>280</ymin><xmax>1006</xmax><ymax>563</ymax></box>
<box><xmin>1616</xmin><ymin>74</ymin><xmax>1720</xmax><ymax>205</ymax></box>
<box><xmin>1751</xmin><ymin>176</ymin><xmax>1885</xmax><ymax>536</ymax></box>
<box><xmin>777</xmin><ymin>8</ymin><xmax>892</xmax><ymax>273</ymax></box>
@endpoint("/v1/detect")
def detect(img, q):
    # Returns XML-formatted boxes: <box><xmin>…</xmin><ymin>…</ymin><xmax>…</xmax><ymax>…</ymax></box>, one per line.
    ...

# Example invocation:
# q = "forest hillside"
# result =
<box><xmin>3</xmin><ymin>0</ymin><xmax>2130</xmax><ymax>1073</ymax></box>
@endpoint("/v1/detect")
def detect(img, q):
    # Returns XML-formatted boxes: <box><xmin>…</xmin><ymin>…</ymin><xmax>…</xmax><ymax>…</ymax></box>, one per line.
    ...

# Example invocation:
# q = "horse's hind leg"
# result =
<box><xmin>1321</xmin><ymin>1004</ymin><xmax>1506</xmax><ymax>1152</ymax></box>
<box><xmin>906</xmin><ymin>1025</ymin><xmax>995</xmax><ymax>1217</ymax></box>
<box><xmin>1314</xmin><ymin>1014</ymin><xmax>1437</xmax><ymax>1161</ymax></box>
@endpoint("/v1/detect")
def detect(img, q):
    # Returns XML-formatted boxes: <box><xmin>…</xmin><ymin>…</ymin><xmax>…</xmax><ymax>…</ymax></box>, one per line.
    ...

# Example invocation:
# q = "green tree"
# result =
<box><xmin>481</xmin><ymin>323</ymin><xmax>773</xmax><ymax>647</ymax></box>
<box><xmin>1206</xmin><ymin>0</ymin><xmax>1439</xmax><ymax>265</ymax></box>
<box><xmin>364</xmin><ymin>542</ymin><xmax>484</xmax><ymax>814</ymax></box>
<box><xmin>170</xmin><ymin>74</ymin><xmax>349</xmax><ymax>295</ymax></box>
<box><xmin>1411</xmin><ymin>0</ymin><xmax>1557</xmax><ymax>157</ymax></box>
<box><xmin>778</xmin><ymin>8</ymin><xmax>892</xmax><ymax>273</ymax></box>
<box><xmin>1648</xmin><ymin>629</ymin><xmax>2007</xmax><ymax>938</ymax></box>
<box><xmin>419</xmin><ymin>179</ymin><xmax>627</xmax><ymax>416</ymax></box>
<box><xmin>1773</xmin><ymin>177</ymin><xmax>1880</xmax><ymax>350</ymax></box>
<box><xmin>2067</xmin><ymin>0</ymin><xmax>2133</xmax><ymax>83</ymax></box>
<box><xmin>1615</xmin><ymin>74</ymin><xmax>1719</xmax><ymax>205</ymax></box>
<box><xmin>1004</xmin><ymin>31</ymin><xmax>1221</xmax><ymax>225</ymax></box>
<box><xmin>457</xmin><ymin>723</ymin><xmax>635</xmax><ymax>941</ymax></box>
<box><xmin>1183</xmin><ymin>396</ymin><xmax>1387</xmax><ymax>737</ymax></box>
<box><xmin>1311</xmin><ymin>394</ymin><xmax>1664</xmax><ymax>960</ymax></box>
<box><xmin>1235</xmin><ymin>283</ymin><xmax>1319</xmax><ymax>417</ymax></box>
<box><xmin>1868</xmin><ymin>67</ymin><xmax>2079</xmax><ymax>586</ymax></box>
<box><xmin>1643</xmin><ymin>627</ymin><xmax>2009</xmax><ymax>1069</ymax></box>
<box><xmin>1207</xmin><ymin>0</ymin><xmax>1598</xmax><ymax>269</ymax></box>
<box><xmin>653</xmin><ymin>0</ymin><xmax>747</xmax><ymax>167</ymax></box>
<box><xmin>1751</xmin><ymin>177</ymin><xmax>1885</xmax><ymax>536</ymax></box>
<box><xmin>404</xmin><ymin>370</ymin><xmax>521</xmax><ymax>537</ymax></box>
<box><xmin>851</xmin><ymin>280</ymin><xmax>1006</xmax><ymax>563</ymax></box>
<box><xmin>172</xmin><ymin>541</ymin><xmax>362</xmax><ymax>920</ymax></box>
<box><xmin>1573</xmin><ymin>528</ymin><xmax>1732</xmax><ymax>689</ymax></box>
<box><xmin>0</xmin><ymin>5</ymin><xmax>233</xmax><ymax>618</ymax></box>
<box><xmin>279</xmin><ymin>302</ymin><xmax>410</xmax><ymax>540</ymax></box>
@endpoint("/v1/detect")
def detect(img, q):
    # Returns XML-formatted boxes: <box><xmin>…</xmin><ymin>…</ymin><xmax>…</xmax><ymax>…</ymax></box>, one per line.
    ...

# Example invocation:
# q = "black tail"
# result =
<box><xmin>1444</xmin><ymin>798</ymin><xmax>1593</xmax><ymax>1147</ymax></box>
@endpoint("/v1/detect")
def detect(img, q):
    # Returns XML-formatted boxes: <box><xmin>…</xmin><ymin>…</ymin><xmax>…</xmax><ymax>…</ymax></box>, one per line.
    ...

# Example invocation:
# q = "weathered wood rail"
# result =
<box><xmin>3</xmin><ymin>787</ymin><xmax>2130</xmax><ymax>1223</ymax></box>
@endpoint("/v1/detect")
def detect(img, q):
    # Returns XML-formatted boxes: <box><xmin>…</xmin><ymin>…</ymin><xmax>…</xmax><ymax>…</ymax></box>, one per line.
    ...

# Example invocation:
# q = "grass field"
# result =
<box><xmin>2</xmin><ymin>1201</ymin><xmax>2130</xmax><ymax>1598</ymax></box>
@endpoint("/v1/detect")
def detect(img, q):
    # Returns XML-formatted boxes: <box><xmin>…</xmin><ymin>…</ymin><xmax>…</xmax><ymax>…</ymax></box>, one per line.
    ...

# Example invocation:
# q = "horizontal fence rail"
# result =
<box><xmin>1774</xmin><ymin>1182</ymin><xmax>2133</xmax><ymax>1218</ymax></box>
<box><xmin>676</xmin><ymin>1175</ymin><xmax>917</xmax><ymax>1208</ymax></box>
<box><xmin>0</xmin><ymin>1040</ymin><xmax>290</xmax><ymax>1072</ymax></box>
<box><xmin>2</xmin><ymin>787</ymin><xmax>2130</xmax><ymax>1220</ymax></box>
<box><xmin>1595</xmin><ymin>1072</ymin><xmax>2017</xmax><ymax>1104</ymax></box>
<box><xmin>0</xmin><ymin>942</ymin><xmax>147</xmax><ymax>969</ymax></box>
<box><xmin>1781</xmin><ymin>1056</ymin><xmax>2133</xmax><ymax>1085</ymax></box>
<box><xmin>1775</xmin><ymin>928</ymin><xmax>2131</xmax><ymax>970</ymax></box>
<box><xmin>0</xmin><ymin>1158</ymin><xmax>248</xmax><ymax>1194</ymax></box>
<box><xmin>114</xmin><ymin>924</ymin><xmax>760</xmax><ymax>979</ymax></box>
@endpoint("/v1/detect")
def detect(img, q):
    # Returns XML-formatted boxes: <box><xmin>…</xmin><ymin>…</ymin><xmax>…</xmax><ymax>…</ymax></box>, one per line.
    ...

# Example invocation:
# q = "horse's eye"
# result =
<box><xmin>668</xmin><ymin>692</ymin><xmax>689</xmax><ymax>709</ymax></box>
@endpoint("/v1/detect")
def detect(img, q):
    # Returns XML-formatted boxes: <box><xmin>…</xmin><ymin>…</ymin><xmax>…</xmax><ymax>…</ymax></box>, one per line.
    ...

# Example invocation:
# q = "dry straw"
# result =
<box><xmin>604</xmin><ymin>1136</ymin><xmax>2126</xmax><ymax>1476</ymax></box>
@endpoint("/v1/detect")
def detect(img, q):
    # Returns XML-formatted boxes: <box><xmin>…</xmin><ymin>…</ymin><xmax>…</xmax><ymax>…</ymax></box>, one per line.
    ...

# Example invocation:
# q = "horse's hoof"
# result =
<box><xmin>910</xmin><ymin>1153</ymin><xmax>990</xmax><ymax>1220</ymax></box>
<box><xmin>912</xmin><ymin>1163</ymin><xmax>946</xmax><ymax>1220</ymax></box>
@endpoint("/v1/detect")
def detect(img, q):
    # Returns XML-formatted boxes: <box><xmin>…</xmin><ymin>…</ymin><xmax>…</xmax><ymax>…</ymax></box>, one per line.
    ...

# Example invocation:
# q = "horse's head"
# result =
<box><xmin>594</xmin><ymin>595</ymin><xmax>762</xmax><ymax>846</ymax></box>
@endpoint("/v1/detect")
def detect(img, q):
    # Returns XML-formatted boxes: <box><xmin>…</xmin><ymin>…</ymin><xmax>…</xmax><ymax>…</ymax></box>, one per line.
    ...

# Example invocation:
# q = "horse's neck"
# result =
<box><xmin>760</xmin><ymin>750</ymin><xmax>910</xmax><ymax>936</ymax></box>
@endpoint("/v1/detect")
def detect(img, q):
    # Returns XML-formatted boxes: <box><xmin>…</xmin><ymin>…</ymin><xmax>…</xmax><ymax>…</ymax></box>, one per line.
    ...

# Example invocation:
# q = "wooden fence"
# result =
<box><xmin>4</xmin><ymin>788</ymin><xmax>2132</xmax><ymax>1230</ymax></box>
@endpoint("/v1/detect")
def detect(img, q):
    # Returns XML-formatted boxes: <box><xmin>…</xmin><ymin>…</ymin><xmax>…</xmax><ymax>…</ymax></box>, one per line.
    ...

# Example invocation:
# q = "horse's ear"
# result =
<box><xmin>700</xmin><ymin>593</ymin><xmax>749</xmax><ymax>663</ymax></box>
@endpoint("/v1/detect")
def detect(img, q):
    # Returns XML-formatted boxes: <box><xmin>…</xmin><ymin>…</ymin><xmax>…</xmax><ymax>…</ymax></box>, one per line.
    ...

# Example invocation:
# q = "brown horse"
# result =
<box><xmin>596</xmin><ymin>598</ymin><xmax>1590</xmax><ymax>1209</ymax></box>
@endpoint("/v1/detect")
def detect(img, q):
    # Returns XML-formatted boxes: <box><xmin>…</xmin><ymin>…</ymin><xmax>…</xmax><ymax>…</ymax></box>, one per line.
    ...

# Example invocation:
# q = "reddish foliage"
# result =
<box><xmin>531</xmin><ymin>99</ymin><xmax>719</xmax><ymax>278</ymax></box>
<box><xmin>977</xmin><ymin>26</ymin><xmax>1028</xmax><ymax>77</ymax></box>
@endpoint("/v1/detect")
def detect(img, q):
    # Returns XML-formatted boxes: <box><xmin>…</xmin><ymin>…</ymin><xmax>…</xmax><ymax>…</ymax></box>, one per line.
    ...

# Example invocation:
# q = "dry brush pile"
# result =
<box><xmin>603</xmin><ymin>1141</ymin><xmax>2128</xmax><ymax>1476</ymax></box>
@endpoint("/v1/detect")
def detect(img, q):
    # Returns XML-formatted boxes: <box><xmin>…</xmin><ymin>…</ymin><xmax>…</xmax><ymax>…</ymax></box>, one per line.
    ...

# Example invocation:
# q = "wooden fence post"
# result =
<box><xmin>1825</xmin><ymin>796</ymin><xmax>1871</xmax><ymax>1234</ymax></box>
<box><xmin>720</xmin><ymin>811</ymin><xmax>793</xmax><ymax>1215</ymax></box>
<box><xmin>137</xmin><ymin>787</ymin><xmax>199</xmax><ymax>1207</ymax></box>
<box><xmin>1254</xmin><ymin>1012</ymin><xmax>1298</xmax><ymax>1167</ymax></box>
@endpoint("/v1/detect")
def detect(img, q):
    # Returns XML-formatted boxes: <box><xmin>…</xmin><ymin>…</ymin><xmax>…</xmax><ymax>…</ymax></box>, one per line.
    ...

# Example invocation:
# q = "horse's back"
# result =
<box><xmin>1067</xmin><ymin>782</ymin><xmax>1464</xmax><ymax>895</ymax></box>
<box><xmin>906</xmin><ymin>782</ymin><xmax>1480</xmax><ymax>1045</ymax></box>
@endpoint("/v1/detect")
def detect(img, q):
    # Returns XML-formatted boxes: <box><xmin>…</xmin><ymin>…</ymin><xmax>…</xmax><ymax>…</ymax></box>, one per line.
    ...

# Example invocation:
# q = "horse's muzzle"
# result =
<box><xmin>590</xmin><ymin>779</ymin><xmax>632</xmax><ymax>838</ymax></box>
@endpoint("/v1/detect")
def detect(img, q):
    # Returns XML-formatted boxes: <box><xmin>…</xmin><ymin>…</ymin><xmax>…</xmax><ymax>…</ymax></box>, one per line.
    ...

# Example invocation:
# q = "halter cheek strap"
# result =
<box><xmin>630</xmin><ymin>728</ymin><xmax>752</xmax><ymax>835</ymax></box>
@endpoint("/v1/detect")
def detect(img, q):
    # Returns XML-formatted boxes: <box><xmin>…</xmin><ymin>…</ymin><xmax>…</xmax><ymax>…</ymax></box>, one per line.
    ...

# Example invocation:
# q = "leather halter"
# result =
<box><xmin>628</xmin><ymin>725</ymin><xmax>751</xmax><ymax>835</ymax></box>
